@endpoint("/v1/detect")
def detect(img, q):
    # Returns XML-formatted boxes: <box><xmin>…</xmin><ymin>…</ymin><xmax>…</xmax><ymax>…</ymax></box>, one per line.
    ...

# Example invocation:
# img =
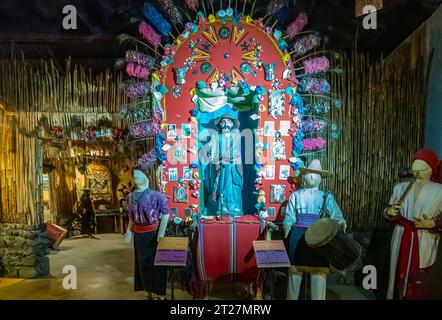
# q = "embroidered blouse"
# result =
<box><xmin>126</xmin><ymin>189</ymin><xmax>169</xmax><ymax>226</ymax></box>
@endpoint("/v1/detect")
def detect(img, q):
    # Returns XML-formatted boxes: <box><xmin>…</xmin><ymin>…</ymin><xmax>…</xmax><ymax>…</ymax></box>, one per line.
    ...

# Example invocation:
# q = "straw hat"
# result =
<box><xmin>299</xmin><ymin>159</ymin><xmax>331</xmax><ymax>178</ymax></box>
<box><xmin>214</xmin><ymin>114</ymin><xmax>240</xmax><ymax>129</ymax></box>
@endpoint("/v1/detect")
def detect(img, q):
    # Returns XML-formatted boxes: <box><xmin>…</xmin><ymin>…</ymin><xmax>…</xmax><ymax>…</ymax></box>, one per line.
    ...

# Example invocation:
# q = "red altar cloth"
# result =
<box><xmin>196</xmin><ymin>216</ymin><xmax>265</xmax><ymax>284</ymax></box>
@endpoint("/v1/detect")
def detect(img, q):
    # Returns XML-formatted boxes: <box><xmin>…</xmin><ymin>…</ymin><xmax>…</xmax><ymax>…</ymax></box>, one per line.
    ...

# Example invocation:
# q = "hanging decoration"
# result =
<box><xmin>49</xmin><ymin>126</ymin><xmax>65</xmax><ymax>147</ymax></box>
<box><xmin>287</xmin><ymin>12</ymin><xmax>308</xmax><ymax>39</ymax></box>
<box><xmin>129</xmin><ymin>119</ymin><xmax>161</xmax><ymax>139</ymax></box>
<box><xmin>138</xmin><ymin>21</ymin><xmax>162</xmax><ymax>48</ymax></box>
<box><xmin>156</xmin><ymin>0</ymin><xmax>183</xmax><ymax>26</ymax></box>
<box><xmin>126</xmin><ymin>81</ymin><xmax>151</xmax><ymax>98</ymax></box>
<box><xmin>303</xmin><ymin>57</ymin><xmax>330</xmax><ymax>74</ymax></box>
<box><xmin>143</xmin><ymin>2</ymin><xmax>172</xmax><ymax>37</ymax></box>
<box><xmin>298</xmin><ymin>76</ymin><xmax>331</xmax><ymax>94</ymax></box>
<box><xmin>266</xmin><ymin>0</ymin><xmax>289</xmax><ymax>16</ymax></box>
<box><xmin>126</xmin><ymin>63</ymin><xmax>150</xmax><ymax>79</ymax></box>
<box><xmin>125</xmin><ymin>50</ymin><xmax>156</xmax><ymax>68</ymax></box>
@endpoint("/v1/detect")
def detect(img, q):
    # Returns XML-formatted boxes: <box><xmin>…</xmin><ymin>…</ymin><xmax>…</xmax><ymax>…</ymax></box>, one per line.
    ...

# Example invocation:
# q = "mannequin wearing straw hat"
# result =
<box><xmin>283</xmin><ymin>159</ymin><xmax>346</xmax><ymax>300</ymax></box>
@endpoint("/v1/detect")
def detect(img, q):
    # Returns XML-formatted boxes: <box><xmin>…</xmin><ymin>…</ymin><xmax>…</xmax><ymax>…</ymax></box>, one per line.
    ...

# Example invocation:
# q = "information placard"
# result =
<box><xmin>253</xmin><ymin>240</ymin><xmax>291</xmax><ymax>268</ymax></box>
<box><xmin>154</xmin><ymin>237</ymin><xmax>189</xmax><ymax>266</ymax></box>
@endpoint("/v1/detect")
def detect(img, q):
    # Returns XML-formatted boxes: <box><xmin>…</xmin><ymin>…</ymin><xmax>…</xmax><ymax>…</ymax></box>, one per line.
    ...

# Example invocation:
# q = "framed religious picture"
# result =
<box><xmin>86</xmin><ymin>162</ymin><xmax>113</xmax><ymax>202</ymax></box>
<box><xmin>268</xmin><ymin>90</ymin><xmax>285</xmax><ymax>118</ymax></box>
<box><xmin>167</xmin><ymin>124</ymin><xmax>177</xmax><ymax>140</ymax></box>
<box><xmin>174</xmin><ymin>186</ymin><xmax>188</xmax><ymax>203</ymax></box>
<box><xmin>169</xmin><ymin>168</ymin><xmax>178</xmax><ymax>182</ymax></box>
<box><xmin>279</xmin><ymin>165</ymin><xmax>291</xmax><ymax>180</ymax></box>
<box><xmin>267</xmin><ymin>207</ymin><xmax>276</xmax><ymax>218</ymax></box>
<box><xmin>270</xmin><ymin>184</ymin><xmax>286</xmax><ymax>203</ymax></box>
<box><xmin>183</xmin><ymin>167</ymin><xmax>192</xmax><ymax>180</ymax></box>
<box><xmin>170</xmin><ymin>208</ymin><xmax>179</xmax><ymax>216</ymax></box>
<box><xmin>272</xmin><ymin>139</ymin><xmax>286</xmax><ymax>161</ymax></box>
<box><xmin>280</xmin><ymin>205</ymin><xmax>287</xmax><ymax>217</ymax></box>
<box><xmin>264</xmin><ymin>121</ymin><xmax>275</xmax><ymax>136</ymax></box>
<box><xmin>181</xmin><ymin>124</ymin><xmax>192</xmax><ymax>138</ymax></box>
<box><xmin>184</xmin><ymin>208</ymin><xmax>192</xmax><ymax>217</ymax></box>
<box><xmin>265</xmin><ymin>165</ymin><xmax>275</xmax><ymax>180</ymax></box>
<box><xmin>279</xmin><ymin>120</ymin><xmax>291</xmax><ymax>136</ymax></box>
<box><xmin>171</xmin><ymin>141</ymin><xmax>187</xmax><ymax>164</ymax></box>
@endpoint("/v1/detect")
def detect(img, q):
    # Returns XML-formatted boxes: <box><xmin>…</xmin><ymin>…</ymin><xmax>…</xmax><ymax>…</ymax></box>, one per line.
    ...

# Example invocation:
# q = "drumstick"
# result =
<box><xmin>389</xmin><ymin>177</ymin><xmax>417</xmax><ymax>219</ymax></box>
<box><xmin>396</xmin><ymin>176</ymin><xmax>416</xmax><ymax>207</ymax></box>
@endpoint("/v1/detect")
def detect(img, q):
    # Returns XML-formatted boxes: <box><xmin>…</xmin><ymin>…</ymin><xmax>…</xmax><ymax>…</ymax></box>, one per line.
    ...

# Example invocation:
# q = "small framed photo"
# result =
<box><xmin>174</xmin><ymin>186</ymin><xmax>188</xmax><ymax>203</ymax></box>
<box><xmin>268</xmin><ymin>90</ymin><xmax>285</xmax><ymax>118</ymax></box>
<box><xmin>272</xmin><ymin>140</ymin><xmax>286</xmax><ymax>161</ymax></box>
<box><xmin>181</xmin><ymin>124</ymin><xmax>192</xmax><ymax>138</ymax></box>
<box><xmin>171</xmin><ymin>142</ymin><xmax>187</xmax><ymax>163</ymax></box>
<box><xmin>183</xmin><ymin>166</ymin><xmax>192</xmax><ymax>180</ymax></box>
<box><xmin>279</xmin><ymin>165</ymin><xmax>291</xmax><ymax>180</ymax></box>
<box><xmin>169</xmin><ymin>168</ymin><xmax>178</xmax><ymax>182</ymax></box>
<box><xmin>184</xmin><ymin>208</ymin><xmax>192</xmax><ymax>217</ymax></box>
<box><xmin>264</xmin><ymin>121</ymin><xmax>275</xmax><ymax>136</ymax></box>
<box><xmin>270</xmin><ymin>184</ymin><xmax>286</xmax><ymax>203</ymax></box>
<box><xmin>167</xmin><ymin>124</ymin><xmax>177</xmax><ymax>140</ymax></box>
<box><xmin>265</xmin><ymin>165</ymin><xmax>275</xmax><ymax>180</ymax></box>
<box><xmin>170</xmin><ymin>208</ymin><xmax>178</xmax><ymax>216</ymax></box>
<box><xmin>279</xmin><ymin>121</ymin><xmax>291</xmax><ymax>136</ymax></box>
<box><xmin>267</xmin><ymin>207</ymin><xmax>276</xmax><ymax>217</ymax></box>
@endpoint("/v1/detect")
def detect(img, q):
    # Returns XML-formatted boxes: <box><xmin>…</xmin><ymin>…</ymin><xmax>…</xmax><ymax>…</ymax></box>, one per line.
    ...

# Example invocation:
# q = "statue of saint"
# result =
<box><xmin>205</xmin><ymin>115</ymin><xmax>243</xmax><ymax>216</ymax></box>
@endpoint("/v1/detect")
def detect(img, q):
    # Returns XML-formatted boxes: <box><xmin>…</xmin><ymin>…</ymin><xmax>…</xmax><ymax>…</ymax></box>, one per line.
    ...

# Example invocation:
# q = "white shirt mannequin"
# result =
<box><xmin>387</xmin><ymin>160</ymin><xmax>436</xmax><ymax>229</ymax></box>
<box><xmin>284</xmin><ymin>172</ymin><xmax>346</xmax><ymax>237</ymax></box>
<box><xmin>386</xmin><ymin>158</ymin><xmax>442</xmax><ymax>299</ymax></box>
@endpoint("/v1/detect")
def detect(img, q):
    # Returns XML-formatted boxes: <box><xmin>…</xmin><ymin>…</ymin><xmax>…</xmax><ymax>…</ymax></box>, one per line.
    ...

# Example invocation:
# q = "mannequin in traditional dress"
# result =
<box><xmin>126</xmin><ymin>165</ymin><xmax>170</xmax><ymax>300</ymax></box>
<box><xmin>283</xmin><ymin>160</ymin><xmax>346</xmax><ymax>300</ymax></box>
<box><xmin>205</xmin><ymin>115</ymin><xmax>244</xmax><ymax>216</ymax></box>
<box><xmin>385</xmin><ymin>149</ymin><xmax>442</xmax><ymax>299</ymax></box>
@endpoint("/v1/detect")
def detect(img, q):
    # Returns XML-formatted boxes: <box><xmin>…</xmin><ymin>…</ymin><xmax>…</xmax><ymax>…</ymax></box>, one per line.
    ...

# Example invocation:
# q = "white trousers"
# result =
<box><xmin>287</xmin><ymin>273</ymin><xmax>327</xmax><ymax>300</ymax></box>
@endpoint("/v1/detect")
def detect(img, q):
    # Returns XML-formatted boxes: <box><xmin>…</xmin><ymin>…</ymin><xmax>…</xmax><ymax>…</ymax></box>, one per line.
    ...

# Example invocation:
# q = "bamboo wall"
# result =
<box><xmin>0</xmin><ymin>109</ymin><xmax>43</xmax><ymax>226</ymax></box>
<box><xmin>0</xmin><ymin>59</ymin><xmax>129</xmax><ymax>225</ymax></box>
<box><xmin>324</xmin><ymin>25</ymin><xmax>428</xmax><ymax>231</ymax></box>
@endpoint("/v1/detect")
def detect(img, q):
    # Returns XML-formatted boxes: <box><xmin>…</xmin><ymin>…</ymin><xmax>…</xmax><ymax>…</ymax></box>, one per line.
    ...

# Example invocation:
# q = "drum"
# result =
<box><xmin>305</xmin><ymin>218</ymin><xmax>361</xmax><ymax>270</ymax></box>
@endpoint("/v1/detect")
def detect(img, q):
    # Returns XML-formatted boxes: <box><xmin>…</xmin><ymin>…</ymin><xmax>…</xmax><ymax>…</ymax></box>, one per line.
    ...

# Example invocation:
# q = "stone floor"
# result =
<box><xmin>0</xmin><ymin>234</ymin><xmax>374</xmax><ymax>300</ymax></box>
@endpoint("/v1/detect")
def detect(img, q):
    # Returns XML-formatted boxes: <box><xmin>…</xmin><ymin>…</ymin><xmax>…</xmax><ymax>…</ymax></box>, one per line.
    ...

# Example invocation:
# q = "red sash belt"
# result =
<box><xmin>133</xmin><ymin>222</ymin><xmax>159</xmax><ymax>234</ymax></box>
<box><xmin>396</xmin><ymin>215</ymin><xmax>420</xmax><ymax>299</ymax></box>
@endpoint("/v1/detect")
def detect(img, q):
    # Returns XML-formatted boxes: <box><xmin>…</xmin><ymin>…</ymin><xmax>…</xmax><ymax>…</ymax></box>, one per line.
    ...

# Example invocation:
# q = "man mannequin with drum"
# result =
<box><xmin>283</xmin><ymin>160</ymin><xmax>347</xmax><ymax>300</ymax></box>
<box><xmin>384</xmin><ymin>149</ymin><xmax>442</xmax><ymax>299</ymax></box>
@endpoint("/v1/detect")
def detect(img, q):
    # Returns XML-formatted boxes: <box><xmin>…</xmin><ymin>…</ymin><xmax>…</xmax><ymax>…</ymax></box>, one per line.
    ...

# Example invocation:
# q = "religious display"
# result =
<box><xmin>101</xmin><ymin>0</ymin><xmax>356</xmax><ymax>301</ymax></box>
<box><xmin>2</xmin><ymin>0</ymin><xmax>442</xmax><ymax>305</ymax></box>
<box><xmin>86</xmin><ymin>162</ymin><xmax>113</xmax><ymax>202</ymax></box>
